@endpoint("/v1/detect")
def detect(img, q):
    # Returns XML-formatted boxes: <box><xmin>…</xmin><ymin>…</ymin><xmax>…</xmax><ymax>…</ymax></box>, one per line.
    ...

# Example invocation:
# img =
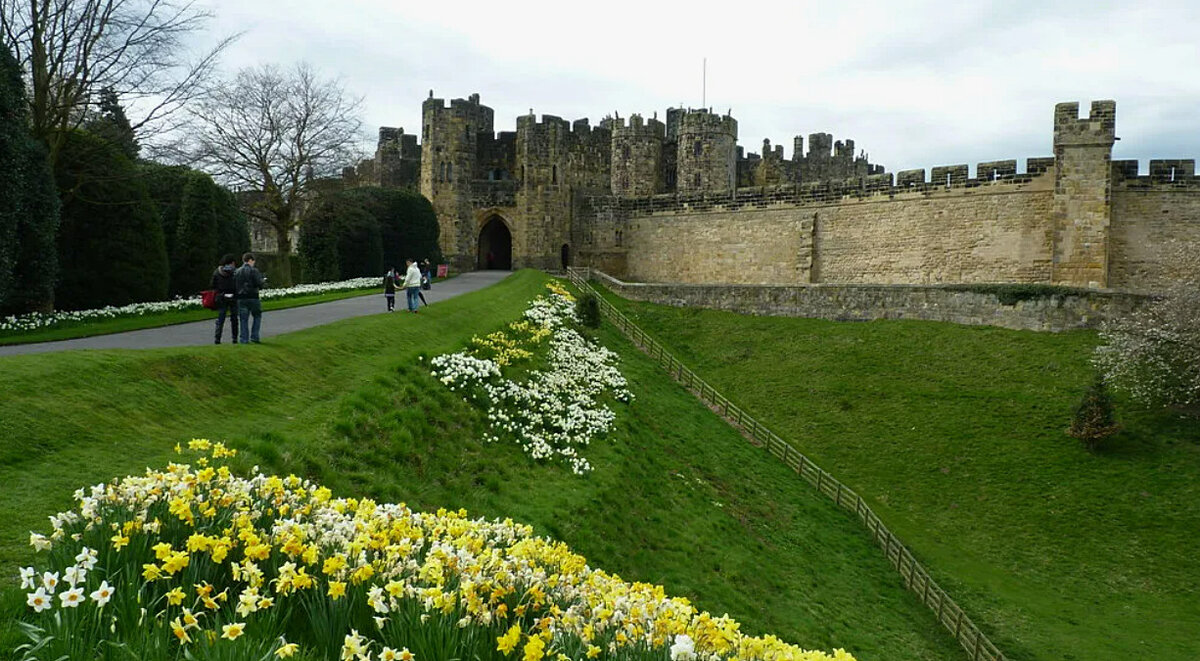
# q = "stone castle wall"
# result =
<box><xmin>407</xmin><ymin>93</ymin><xmax>1197</xmax><ymax>298</ymax></box>
<box><xmin>1110</xmin><ymin>184</ymin><xmax>1200</xmax><ymax>293</ymax></box>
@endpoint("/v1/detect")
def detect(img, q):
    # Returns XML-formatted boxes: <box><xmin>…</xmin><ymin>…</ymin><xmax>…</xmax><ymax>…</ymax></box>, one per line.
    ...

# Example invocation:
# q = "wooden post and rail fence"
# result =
<box><xmin>563</xmin><ymin>266</ymin><xmax>1008</xmax><ymax>661</ymax></box>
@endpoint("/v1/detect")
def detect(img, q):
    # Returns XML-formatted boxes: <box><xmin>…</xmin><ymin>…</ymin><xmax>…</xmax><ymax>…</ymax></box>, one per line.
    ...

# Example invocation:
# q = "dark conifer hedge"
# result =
<box><xmin>53</xmin><ymin>131</ymin><xmax>168</xmax><ymax>309</ymax></box>
<box><xmin>0</xmin><ymin>46</ymin><xmax>60</xmax><ymax>315</ymax></box>
<box><xmin>299</xmin><ymin>187</ymin><xmax>442</xmax><ymax>282</ymax></box>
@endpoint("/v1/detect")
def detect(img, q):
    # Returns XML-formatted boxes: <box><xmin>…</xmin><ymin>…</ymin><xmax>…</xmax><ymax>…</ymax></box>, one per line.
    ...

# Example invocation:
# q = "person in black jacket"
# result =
<box><xmin>234</xmin><ymin>252</ymin><xmax>267</xmax><ymax>344</ymax></box>
<box><xmin>211</xmin><ymin>254</ymin><xmax>239</xmax><ymax>344</ymax></box>
<box><xmin>383</xmin><ymin>267</ymin><xmax>398</xmax><ymax>312</ymax></box>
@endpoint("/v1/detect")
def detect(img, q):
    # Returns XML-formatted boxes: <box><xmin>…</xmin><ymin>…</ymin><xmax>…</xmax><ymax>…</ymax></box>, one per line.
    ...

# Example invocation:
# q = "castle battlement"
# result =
<box><xmin>1053</xmin><ymin>100</ymin><xmax>1116</xmax><ymax>147</ymax></box>
<box><xmin>608</xmin><ymin>114</ymin><xmax>666</xmax><ymax>138</ymax></box>
<box><xmin>677</xmin><ymin>108</ymin><xmax>738</xmax><ymax>136</ymax></box>
<box><xmin>1111</xmin><ymin>158</ymin><xmax>1200</xmax><ymax>189</ymax></box>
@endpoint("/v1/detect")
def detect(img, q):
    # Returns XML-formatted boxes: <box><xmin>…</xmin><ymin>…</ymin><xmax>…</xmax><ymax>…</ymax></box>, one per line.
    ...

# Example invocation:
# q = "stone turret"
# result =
<box><xmin>421</xmin><ymin>92</ymin><xmax>494</xmax><ymax>267</ymax></box>
<box><xmin>610</xmin><ymin>114</ymin><xmax>665</xmax><ymax>196</ymax></box>
<box><xmin>675</xmin><ymin>108</ymin><xmax>738</xmax><ymax>193</ymax></box>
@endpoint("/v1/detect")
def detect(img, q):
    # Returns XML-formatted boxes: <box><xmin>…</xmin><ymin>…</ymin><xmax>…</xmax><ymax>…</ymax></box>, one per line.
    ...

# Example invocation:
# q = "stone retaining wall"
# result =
<box><xmin>590</xmin><ymin>270</ymin><xmax>1149</xmax><ymax>332</ymax></box>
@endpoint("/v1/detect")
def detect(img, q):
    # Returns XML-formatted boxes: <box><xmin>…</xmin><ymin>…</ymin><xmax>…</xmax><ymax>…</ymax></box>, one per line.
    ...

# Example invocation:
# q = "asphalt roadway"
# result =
<box><xmin>0</xmin><ymin>271</ymin><xmax>513</xmax><ymax>357</ymax></box>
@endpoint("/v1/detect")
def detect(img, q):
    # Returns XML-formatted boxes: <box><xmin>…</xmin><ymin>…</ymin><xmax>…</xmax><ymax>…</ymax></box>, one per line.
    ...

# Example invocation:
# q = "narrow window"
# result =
<box><xmin>693</xmin><ymin>141</ymin><xmax>702</xmax><ymax>157</ymax></box>
<box><xmin>465</xmin><ymin>125</ymin><xmax>470</xmax><ymax>140</ymax></box>
<box><xmin>622</xmin><ymin>144</ymin><xmax>631</xmax><ymax>160</ymax></box>
<box><xmin>694</xmin><ymin>172</ymin><xmax>701</xmax><ymax>188</ymax></box>
<box><xmin>446</xmin><ymin>162</ymin><xmax>452</xmax><ymax>182</ymax></box>
<box><xmin>552</xmin><ymin>164</ymin><xmax>558</xmax><ymax>184</ymax></box>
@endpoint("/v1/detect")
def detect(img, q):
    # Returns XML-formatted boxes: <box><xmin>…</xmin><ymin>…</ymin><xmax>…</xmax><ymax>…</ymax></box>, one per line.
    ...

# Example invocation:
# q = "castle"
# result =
<box><xmin>345</xmin><ymin>94</ymin><xmax>1198</xmax><ymax>294</ymax></box>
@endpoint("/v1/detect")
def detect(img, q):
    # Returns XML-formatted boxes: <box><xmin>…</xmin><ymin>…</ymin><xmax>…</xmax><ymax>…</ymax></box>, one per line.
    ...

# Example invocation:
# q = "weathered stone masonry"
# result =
<box><xmin>401</xmin><ymin>93</ymin><xmax>1197</xmax><ymax>295</ymax></box>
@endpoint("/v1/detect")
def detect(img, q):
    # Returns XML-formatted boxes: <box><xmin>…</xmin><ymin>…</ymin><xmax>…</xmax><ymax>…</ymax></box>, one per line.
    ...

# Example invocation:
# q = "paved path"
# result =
<box><xmin>0</xmin><ymin>271</ymin><xmax>513</xmax><ymax>357</ymax></box>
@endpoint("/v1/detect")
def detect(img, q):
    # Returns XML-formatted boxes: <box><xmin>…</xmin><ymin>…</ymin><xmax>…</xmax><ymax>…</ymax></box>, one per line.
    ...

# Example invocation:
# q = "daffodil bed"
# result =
<box><xmin>430</xmin><ymin>283</ymin><xmax>633</xmax><ymax>475</ymax></box>
<box><xmin>11</xmin><ymin>441</ymin><xmax>857</xmax><ymax>661</ymax></box>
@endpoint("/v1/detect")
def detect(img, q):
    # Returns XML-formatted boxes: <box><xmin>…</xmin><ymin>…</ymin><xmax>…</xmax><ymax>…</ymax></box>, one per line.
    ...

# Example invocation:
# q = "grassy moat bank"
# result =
<box><xmin>0</xmin><ymin>270</ymin><xmax>963</xmax><ymax>660</ymax></box>
<box><xmin>598</xmin><ymin>286</ymin><xmax>1200</xmax><ymax>661</ymax></box>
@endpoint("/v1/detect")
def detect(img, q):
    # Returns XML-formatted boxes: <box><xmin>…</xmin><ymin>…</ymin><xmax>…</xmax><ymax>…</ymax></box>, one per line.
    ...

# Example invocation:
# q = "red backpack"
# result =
<box><xmin>200</xmin><ymin>289</ymin><xmax>219</xmax><ymax>310</ymax></box>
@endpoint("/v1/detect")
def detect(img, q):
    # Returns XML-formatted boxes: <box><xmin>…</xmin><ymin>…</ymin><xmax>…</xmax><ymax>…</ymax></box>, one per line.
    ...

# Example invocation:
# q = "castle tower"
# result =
<box><xmin>1051</xmin><ymin>100</ymin><xmax>1116</xmax><ymax>288</ymax></box>
<box><xmin>420</xmin><ymin>93</ymin><xmax>493</xmax><ymax>267</ymax></box>
<box><xmin>610</xmin><ymin>114</ymin><xmax>665</xmax><ymax>196</ymax></box>
<box><xmin>515</xmin><ymin>113</ymin><xmax>573</xmax><ymax>270</ymax></box>
<box><xmin>675</xmin><ymin>109</ymin><xmax>738</xmax><ymax>193</ymax></box>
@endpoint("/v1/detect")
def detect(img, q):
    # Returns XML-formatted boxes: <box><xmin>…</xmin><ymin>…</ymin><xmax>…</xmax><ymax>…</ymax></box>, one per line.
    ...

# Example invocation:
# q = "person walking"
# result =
<box><xmin>235</xmin><ymin>252</ymin><xmax>267</xmax><ymax>343</ymax></box>
<box><xmin>421</xmin><ymin>258</ymin><xmax>433</xmax><ymax>290</ymax></box>
<box><xmin>211</xmin><ymin>254</ymin><xmax>239</xmax><ymax>344</ymax></box>
<box><xmin>402</xmin><ymin>257</ymin><xmax>422</xmax><ymax>313</ymax></box>
<box><xmin>383</xmin><ymin>267</ymin><xmax>398</xmax><ymax>312</ymax></box>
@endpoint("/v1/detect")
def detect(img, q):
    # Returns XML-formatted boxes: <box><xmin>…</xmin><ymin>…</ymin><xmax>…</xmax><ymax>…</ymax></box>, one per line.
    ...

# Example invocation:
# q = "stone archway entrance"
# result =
<box><xmin>478</xmin><ymin>216</ymin><xmax>512</xmax><ymax>270</ymax></box>
<box><xmin>560</xmin><ymin>244</ymin><xmax>570</xmax><ymax>269</ymax></box>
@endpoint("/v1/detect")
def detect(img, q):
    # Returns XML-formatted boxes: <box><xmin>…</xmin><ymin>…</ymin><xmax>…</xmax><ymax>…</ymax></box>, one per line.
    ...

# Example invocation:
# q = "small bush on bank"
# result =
<box><xmin>578</xmin><ymin>292</ymin><xmax>602</xmax><ymax>328</ymax></box>
<box><xmin>1066</xmin><ymin>377</ymin><xmax>1121</xmax><ymax>450</ymax></box>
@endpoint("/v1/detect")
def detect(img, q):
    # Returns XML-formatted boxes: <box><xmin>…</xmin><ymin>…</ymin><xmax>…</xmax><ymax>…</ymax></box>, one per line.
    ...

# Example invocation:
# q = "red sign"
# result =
<box><xmin>436</xmin><ymin>264</ymin><xmax>449</xmax><ymax>278</ymax></box>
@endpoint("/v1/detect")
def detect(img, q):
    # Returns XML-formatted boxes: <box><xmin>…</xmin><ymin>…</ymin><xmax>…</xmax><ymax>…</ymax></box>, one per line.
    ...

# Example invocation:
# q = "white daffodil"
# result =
<box><xmin>90</xmin><ymin>581</ymin><xmax>114</xmax><ymax>607</ymax></box>
<box><xmin>59</xmin><ymin>587</ymin><xmax>85</xmax><ymax>608</ymax></box>
<box><xmin>41</xmin><ymin>571</ymin><xmax>59</xmax><ymax>592</ymax></box>
<box><xmin>29</xmin><ymin>532</ymin><xmax>51</xmax><ymax>552</ymax></box>
<box><xmin>26</xmin><ymin>588</ymin><xmax>52</xmax><ymax>613</ymax></box>
<box><xmin>64</xmin><ymin>565</ymin><xmax>87</xmax><ymax>586</ymax></box>
<box><xmin>18</xmin><ymin>567</ymin><xmax>36</xmax><ymax>590</ymax></box>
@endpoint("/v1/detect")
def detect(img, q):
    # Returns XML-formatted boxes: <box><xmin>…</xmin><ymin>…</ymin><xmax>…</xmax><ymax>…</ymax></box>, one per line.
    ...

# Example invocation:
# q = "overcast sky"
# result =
<box><xmin>195</xmin><ymin>0</ymin><xmax>1200</xmax><ymax>176</ymax></box>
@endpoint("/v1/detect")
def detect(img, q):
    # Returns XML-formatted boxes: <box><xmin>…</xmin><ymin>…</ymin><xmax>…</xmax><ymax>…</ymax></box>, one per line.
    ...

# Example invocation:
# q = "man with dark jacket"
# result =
<box><xmin>211</xmin><ymin>254</ymin><xmax>239</xmax><ymax>344</ymax></box>
<box><xmin>234</xmin><ymin>252</ymin><xmax>267</xmax><ymax>344</ymax></box>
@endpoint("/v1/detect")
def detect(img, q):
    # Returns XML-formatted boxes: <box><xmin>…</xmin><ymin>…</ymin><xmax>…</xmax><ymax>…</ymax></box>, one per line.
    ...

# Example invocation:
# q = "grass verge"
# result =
<box><xmin>596</xmin><ymin>285</ymin><xmax>1200</xmax><ymax>661</ymax></box>
<box><xmin>0</xmin><ymin>270</ymin><xmax>962</xmax><ymax>660</ymax></box>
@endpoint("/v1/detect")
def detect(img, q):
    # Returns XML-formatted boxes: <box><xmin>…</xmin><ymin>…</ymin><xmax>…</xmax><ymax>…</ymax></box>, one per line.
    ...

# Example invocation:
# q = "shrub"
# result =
<box><xmin>142</xmin><ymin>165</ymin><xmax>250</xmax><ymax>296</ymax></box>
<box><xmin>298</xmin><ymin>196</ymin><xmax>381</xmax><ymax>281</ymax></box>
<box><xmin>299</xmin><ymin>188</ymin><xmax>441</xmax><ymax>282</ymax></box>
<box><xmin>1094</xmin><ymin>244</ymin><xmax>1200</xmax><ymax>413</ymax></box>
<box><xmin>172</xmin><ymin>172</ymin><xmax>220</xmax><ymax>295</ymax></box>
<box><xmin>0</xmin><ymin>45</ymin><xmax>60</xmax><ymax>315</ymax></box>
<box><xmin>1066</xmin><ymin>377</ymin><xmax>1121</xmax><ymax>450</ymax></box>
<box><xmin>53</xmin><ymin>130</ymin><xmax>167</xmax><ymax>310</ymax></box>
<box><xmin>577</xmin><ymin>292</ymin><xmax>601</xmax><ymax>328</ymax></box>
<box><xmin>341</xmin><ymin>187</ymin><xmax>442</xmax><ymax>268</ymax></box>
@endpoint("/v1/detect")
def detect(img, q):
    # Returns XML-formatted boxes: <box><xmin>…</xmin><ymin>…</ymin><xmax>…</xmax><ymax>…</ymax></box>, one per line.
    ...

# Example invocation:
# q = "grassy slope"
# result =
<box><xmin>0</xmin><ymin>270</ymin><xmax>962</xmax><ymax>660</ymax></box>
<box><xmin>0</xmin><ymin>287</ymin><xmax>385</xmax><ymax>346</ymax></box>
<box><xmin>597</xmin><ymin>290</ymin><xmax>1200</xmax><ymax>661</ymax></box>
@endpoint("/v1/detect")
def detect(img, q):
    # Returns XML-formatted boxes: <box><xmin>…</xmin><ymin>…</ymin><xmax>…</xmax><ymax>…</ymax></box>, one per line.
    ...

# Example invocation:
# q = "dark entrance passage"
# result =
<box><xmin>560</xmin><ymin>244</ymin><xmax>570</xmax><ymax>269</ymax></box>
<box><xmin>478</xmin><ymin>216</ymin><xmax>512</xmax><ymax>270</ymax></box>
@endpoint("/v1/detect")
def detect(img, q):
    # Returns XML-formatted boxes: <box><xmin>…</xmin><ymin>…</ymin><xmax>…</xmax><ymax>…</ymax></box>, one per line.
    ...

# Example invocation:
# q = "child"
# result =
<box><xmin>383</xmin><ymin>268</ymin><xmax>398</xmax><ymax>312</ymax></box>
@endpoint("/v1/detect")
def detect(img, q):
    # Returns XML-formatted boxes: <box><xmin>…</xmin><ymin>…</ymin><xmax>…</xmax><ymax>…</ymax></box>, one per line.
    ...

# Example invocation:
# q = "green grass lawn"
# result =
<box><xmin>0</xmin><ymin>270</ymin><xmax>963</xmax><ymax>660</ymax></box>
<box><xmin>0</xmin><ymin>286</ymin><xmax>385</xmax><ymax>345</ymax></box>
<box><xmin>596</xmin><ymin>287</ymin><xmax>1200</xmax><ymax>661</ymax></box>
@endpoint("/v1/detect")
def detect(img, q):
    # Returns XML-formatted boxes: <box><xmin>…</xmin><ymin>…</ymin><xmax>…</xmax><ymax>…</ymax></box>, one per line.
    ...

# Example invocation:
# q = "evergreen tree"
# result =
<box><xmin>141</xmin><ymin>163</ymin><xmax>192</xmax><ymax>274</ymax></box>
<box><xmin>85</xmin><ymin>87</ymin><xmax>140</xmax><ymax>161</ymax></box>
<box><xmin>54</xmin><ymin>130</ymin><xmax>167</xmax><ymax>309</ymax></box>
<box><xmin>214</xmin><ymin>186</ymin><xmax>251</xmax><ymax>258</ymax></box>
<box><xmin>173</xmin><ymin>172</ymin><xmax>220</xmax><ymax>295</ymax></box>
<box><xmin>298</xmin><ymin>195</ymin><xmax>381</xmax><ymax>281</ymax></box>
<box><xmin>341</xmin><ymin>187</ymin><xmax>442</xmax><ymax>270</ymax></box>
<box><xmin>0</xmin><ymin>45</ymin><xmax>60</xmax><ymax>315</ymax></box>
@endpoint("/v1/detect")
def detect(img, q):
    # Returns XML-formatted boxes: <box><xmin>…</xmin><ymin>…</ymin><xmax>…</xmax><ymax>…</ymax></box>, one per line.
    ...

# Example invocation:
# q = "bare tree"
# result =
<box><xmin>188</xmin><ymin>63</ymin><xmax>363</xmax><ymax>284</ymax></box>
<box><xmin>1</xmin><ymin>0</ymin><xmax>234</xmax><ymax>163</ymax></box>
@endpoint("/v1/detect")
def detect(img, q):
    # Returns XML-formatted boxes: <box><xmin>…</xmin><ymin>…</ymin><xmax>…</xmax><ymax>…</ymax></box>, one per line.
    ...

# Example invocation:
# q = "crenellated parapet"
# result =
<box><xmin>1112</xmin><ymin>158</ymin><xmax>1200</xmax><ymax>189</ymax></box>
